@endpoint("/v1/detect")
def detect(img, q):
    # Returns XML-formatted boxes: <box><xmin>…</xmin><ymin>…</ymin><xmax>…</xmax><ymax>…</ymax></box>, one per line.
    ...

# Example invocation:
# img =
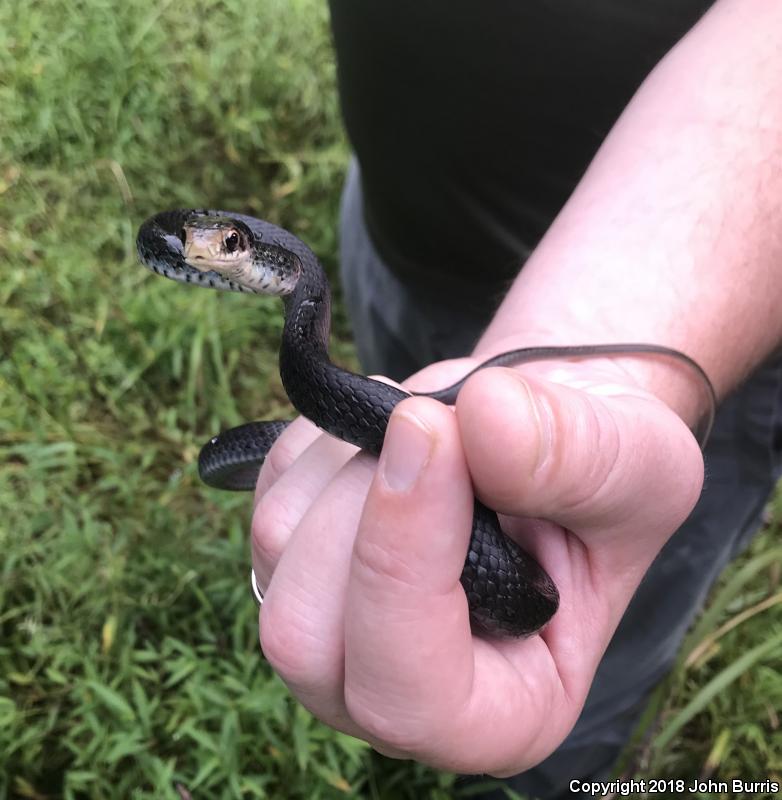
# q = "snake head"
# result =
<box><xmin>137</xmin><ymin>210</ymin><xmax>301</xmax><ymax>295</ymax></box>
<box><xmin>181</xmin><ymin>213</ymin><xmax>300</xmax><ymax>295</ymax></box>
<box><xmin>181</xmin><ymin>215</ymin><xmax>254</xmax><ymax>272</ymax></box>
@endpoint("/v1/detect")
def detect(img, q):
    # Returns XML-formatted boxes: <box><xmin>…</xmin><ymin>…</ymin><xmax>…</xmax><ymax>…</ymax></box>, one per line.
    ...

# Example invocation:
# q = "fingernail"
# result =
<box><xmin>381</xmin><ymin>411</ymin><xmax>433</xmax><ymax>492</ymax></box>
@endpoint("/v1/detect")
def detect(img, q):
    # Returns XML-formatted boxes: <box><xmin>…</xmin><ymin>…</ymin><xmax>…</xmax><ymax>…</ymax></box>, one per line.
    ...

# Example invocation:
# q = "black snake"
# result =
<box><xmin>136</xmin><ymin>209</ymin><xmax>715</xmax><ymax>638</ymax></box>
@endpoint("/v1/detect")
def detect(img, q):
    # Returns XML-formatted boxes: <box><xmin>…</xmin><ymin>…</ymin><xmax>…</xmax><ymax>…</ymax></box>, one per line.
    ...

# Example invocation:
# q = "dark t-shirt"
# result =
<box><xmin>328</xmin><ymin>0</ymin><xmax>714</xmax><ymax>306</ymax></box>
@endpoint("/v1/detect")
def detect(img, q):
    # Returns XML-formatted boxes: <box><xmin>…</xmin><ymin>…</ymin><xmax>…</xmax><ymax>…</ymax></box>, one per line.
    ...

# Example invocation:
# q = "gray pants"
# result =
<box><xmin>338</xmin><ymin>162</ymin><xmax>782</xmax><ymax>799</ymax></box>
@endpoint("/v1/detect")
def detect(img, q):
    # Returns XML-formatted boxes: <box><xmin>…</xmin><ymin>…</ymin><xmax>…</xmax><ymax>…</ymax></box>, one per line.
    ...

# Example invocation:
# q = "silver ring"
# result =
<box><xmin>250</xmin><ymin>568</ymin><xmax>264</xmax><ymax>606</ymax></box>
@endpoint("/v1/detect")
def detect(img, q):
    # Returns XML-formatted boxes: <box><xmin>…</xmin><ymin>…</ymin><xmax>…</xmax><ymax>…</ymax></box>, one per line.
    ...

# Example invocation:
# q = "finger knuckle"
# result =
<box><xmin>541</xmin><ymin>395</ymin><xmax>621</xmax><ymax>515</ymax></box>
<box><xmin>344</xmin><ymin>688</ymin><xmax>430</xmax><ymax>753</ymax></box>
<box><xmin>352</xmin><ymin>533</ymin><xmax>423</xmax><ymax>591</ymax></box>
<box><xmin>251</xmin><ymin>490</ymin><xmax>298</xmax><ymax>568</ymax></box>
<box><xmin>259</xmin><ymin>599</ymin><xmax>328</xmax><ymax>687</ymax></box>
<box><xmin>263</xmin><ymin>435</ymin><xmax>300</xmax><ymax>483</ymax></box>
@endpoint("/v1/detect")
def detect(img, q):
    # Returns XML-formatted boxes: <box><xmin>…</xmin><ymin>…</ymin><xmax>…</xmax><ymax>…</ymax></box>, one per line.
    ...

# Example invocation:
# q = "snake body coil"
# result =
<box><xmin>137</xmin><ymin>209</ymin><xmax>714</xmax><ymax>638</ymax></box>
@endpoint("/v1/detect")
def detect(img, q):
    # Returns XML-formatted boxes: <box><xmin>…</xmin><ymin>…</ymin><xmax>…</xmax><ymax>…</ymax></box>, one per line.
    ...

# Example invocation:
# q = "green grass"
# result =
<box><xmin>1</xmin><ymin>1</ymin><xmax>780</xmax><ymax>797</ymax></box>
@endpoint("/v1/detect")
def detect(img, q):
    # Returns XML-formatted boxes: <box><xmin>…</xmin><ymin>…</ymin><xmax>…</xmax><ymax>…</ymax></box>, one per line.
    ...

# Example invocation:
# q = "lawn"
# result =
<box><xmin>1</xmin><ymin>1</ymin><xmax>780</xmax><ymax>798</ymax></box>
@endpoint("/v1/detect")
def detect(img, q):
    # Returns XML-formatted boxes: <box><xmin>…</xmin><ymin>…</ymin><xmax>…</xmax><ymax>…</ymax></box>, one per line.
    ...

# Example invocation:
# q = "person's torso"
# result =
<box><xmin>329</xmin><ymin>0</ymin><xmax>715</xmax><ymax>305</ymax></box>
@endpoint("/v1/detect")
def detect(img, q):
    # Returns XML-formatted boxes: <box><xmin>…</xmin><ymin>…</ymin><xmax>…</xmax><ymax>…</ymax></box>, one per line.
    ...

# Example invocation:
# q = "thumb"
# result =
<box><xmin>343</xmin><ymin>397</ymin><xmax>478</xmax><ymax>750</ymax></box>
<box><xmin>456</xmin><ymin>367</ymin><xmax>704</xmax><ymax>537</ymax></box>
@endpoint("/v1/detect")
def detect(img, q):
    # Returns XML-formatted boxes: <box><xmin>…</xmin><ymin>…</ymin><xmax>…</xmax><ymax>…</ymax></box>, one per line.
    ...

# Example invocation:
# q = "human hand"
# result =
<box><xmin>251</xmin><ymin>356</ymin><xmax>704</xmax><ymax>775</ymax></box>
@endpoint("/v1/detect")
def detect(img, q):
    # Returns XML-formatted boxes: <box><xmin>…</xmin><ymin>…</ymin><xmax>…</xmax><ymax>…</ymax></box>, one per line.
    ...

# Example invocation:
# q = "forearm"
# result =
<box><xmin>479</xmin><ymin>0</ymin><xmax>782</xmax><ymax>428</ymax></box>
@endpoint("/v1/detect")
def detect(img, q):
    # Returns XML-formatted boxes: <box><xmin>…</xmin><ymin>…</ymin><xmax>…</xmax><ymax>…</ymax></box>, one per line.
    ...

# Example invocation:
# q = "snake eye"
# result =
<box><xmin>225</xmin><ymin>230</ymin><xmax>240</xmax><ymax>253</ymax></box>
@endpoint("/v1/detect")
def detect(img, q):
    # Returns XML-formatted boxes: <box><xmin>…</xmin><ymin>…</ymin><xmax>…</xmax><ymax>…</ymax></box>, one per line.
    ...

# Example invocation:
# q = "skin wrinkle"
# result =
<box><xmin>345</xmin><ymin>606</ymin><xmax>471</xmax><ymax>756</ymax></box>
<box><xmin>252</xmin><ymin>483</ymin><xmax>315</xmax><ymax>568</ymax></box>
<box><xmin>461</xmin><ymin>644</ymin><xmax>565</xmax><ymax>774</ymax></box>
<box><xmin>498</xmin><ymin>376</ymin><xmax>621</xmax><ymax>523</ymax></box>
<box><xmin>563</xmin><ymin>537</ymin><xmax>615</xmax><ymax>674</ymax></box>
<box><xmin>347</xmin><ymin>594</ymin><xmax>471</xmax><ymax>711</ymax></box>
<box><xmin>487</xmin><ymin>636</ymin><xmax>565</xmax><ymax>721</ymax></box>
<box><xmin>457</xmin><ymin>371</ymin><xmax>542</xmax><ymax>511</ymax></box>
<box><xmin>342</xmin><ymin>694</ymin><xmax>439</xmax><ymax>757</ymax></box>
<box><xmin>344</xmin><ymin>659</ymin><xmax>432</xmax><ymax>719</ymax></box>
<box><xmin>572</xmin><ymin>433</ymin><xmax>686</xmax><ymax>561</ymax></box>
<box><xmin>552</xmin><ymin>401</ymin><xmax>622</xmax><ymax>525</ymax></box>
<box><xmin>533</xmin><ymin>527</ymin><xmax>600</xmax><ymax>709</ymax></box>
<box><xmin>352</xmin><ymin>515</ymin><xmax>471</xmax><ymax>600</ymax></box>
<box><xmin>254</xmin><ymin>425</ymin><xmax>309</xmax><ymax>496</ymax></box>
<box><xmin>261</xmin><ymin>595</ymin><xmax>337</xmax><ymax>686</ymax></box>
<box><xmin>548</xmin><ymin>392</ymin><xmax>612</xmax><ymax>517</ymax></box>
<box><xmin>352</xmin><ymin>536</ymin><xmax>448</xmax><ymax>595</ymax></box>
<box><xmin>512</xmin><ymin>373</ymin><xmax>550</xmax><ymax>473</ymax></box>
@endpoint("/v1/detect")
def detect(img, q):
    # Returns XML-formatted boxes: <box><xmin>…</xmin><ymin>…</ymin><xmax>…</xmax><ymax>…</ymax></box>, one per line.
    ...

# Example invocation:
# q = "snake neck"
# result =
<box><xmin>282</xmin><ymin>256</ymin><xmax>332</xmax><ymax>352</ymax></box>
<box><xmin>279</xmin><ymin>257</ymin><xmax>408</xmax><ymax>455</ymax></box>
